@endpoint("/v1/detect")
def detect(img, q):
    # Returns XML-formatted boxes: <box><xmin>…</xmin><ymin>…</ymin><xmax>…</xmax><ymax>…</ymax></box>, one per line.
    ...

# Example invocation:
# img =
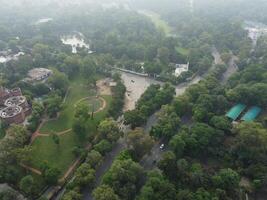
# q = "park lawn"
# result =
<box><xmin>30</xmin><ymin>95</ymin><xmax>112</xmax><ymax>175</ymax></box>
<box><xmin>31</xmin><ymin>130</ymin><xmax>84</xmax><ymax>174</ymax></box>
<box><xmin>176</xmin><ymin>46</ymin><xmax>190</xmax><ymax>56</ymax></box>
<box><xmin>40</xmin><ymin>77</ymin><xmax>96</xmax><ymax>133</ymax></box>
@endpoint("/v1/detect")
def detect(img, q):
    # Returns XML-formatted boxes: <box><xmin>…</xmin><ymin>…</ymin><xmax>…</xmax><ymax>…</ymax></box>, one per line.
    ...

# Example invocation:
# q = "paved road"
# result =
<box><xmin>221</xmin><ymin>55</ymin><xmax>238</xmax><ymax>84</ymax></box>
<box><xmin>140</xmin><ymin>113</ymin><xmax>194</xmax><ymax>171</ymax></box>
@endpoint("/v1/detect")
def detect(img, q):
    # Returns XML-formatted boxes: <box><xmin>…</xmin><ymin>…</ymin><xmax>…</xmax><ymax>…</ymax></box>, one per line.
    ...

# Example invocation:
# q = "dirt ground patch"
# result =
<box><xmin>97</xmin><ymin>79</ymin><xmax>112</xmax><ymax>95</ymax></box>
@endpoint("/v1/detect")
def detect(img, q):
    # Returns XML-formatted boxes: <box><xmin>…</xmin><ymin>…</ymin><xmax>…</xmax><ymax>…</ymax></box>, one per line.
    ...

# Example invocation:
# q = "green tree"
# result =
<box><xmin>19</xmin><ymin>175</ymin><xmax>34</xmax><ymax>195</ymax></box>
<box><xmin>102</xmin><ymin>159</ymin><xmax>144</xmax><ymax>200</ymax></box>
<box><xmin>158</xmin><ymin>151</ymin><xmax>177</xmax><ymax>181</ymax></box>
<box><xmin>137</xmin><ymin>171</ymin><xmax>176</xmax><ymax>200</ymax></box>
<box><xmin>48</xmin><ymin>70</ymin><xmax>69</xmax><ymax>95</ymax></box>
<box><xmin>210</xmin><ymin>116</ymin><xmax>232</xmax><ymax>131</ymax></box>
<box><xmin>81</xmin><ymin>56</ymin><xmax>97</xmax><ymax>78</ymax></box>
<box><xmin>169</xmin><ymin>134</ymin><xmax>186</xmax><ymax>158</ymax></box>
<box><xmin>124</xmin><ymin>110</ymin><xmax>146</xmax><ymax>129</ymax></box>
<box><xmin>14</xmin><ymin>146</ymin><xmax>33</xmax><ymax>165</ymax></box>
<box><xmin>172</xmin><ymin>95</ymin><xmax>191</xmax><ymax>116</ymax></box>
<box><xmin>73</xmin><ymin>163</ymin><xmax>95</xmax><ymax>189</ymax></box>
<box><xmin>75</xmin><ymin>103</ymin><xmax>90</xmax><ymax>119</ymax></box>
<box><xmin>150</xmin><ymin>111</ymin><xmax>180</xmax><ymax>139</ymax></box>
<box><xmin>126</xmin><ymin>128</ymin><xmax>154</xmax><ymax>160</ymax></box>
<box><xmin>0</xmin><ymin>189</ymin><xmax>20</xmax><ymax>200</ymax></box>
<box><xmin>45</xmin><ymin>93</ymin><xmax>62</xmax><ymax>118</ymax></box>
<box><xmin>62</xmin><ymin>190</ymin><xmax>82</xmax><ymax>200</ymax></box>
<box><xmin>86</xmin><ymin>150</ymin><xmax>103</xmax><ymax>169</ymax></box>
<box><xmin>98</xmin><ymin>118</ymin><xmax>122</xmax><ymax>143</ymax></box>
<box><xmin>233</xmin><ymin>122</ymin><xmax>267</xmax><ymax>164</ymax></box>
<box><xmin>43</xmin><ymin>166</ymin><xmax>60</xmax><ymax>185</ymax></box>
<box><xmin>63</xmin><ymin>55</ymin><xmax>81</xmax><ymax>78</ymax></box>
<box><xmin>73</xmin><ymin>117</ymin><xmax>87</xmax><ymax>139</ymax></box>
<box><xmin>93</xmin><ymin>185</ymin><xmax>120</xmax><ymax>200</ymax></box>
<box><xmin>94</xmin><ymin>140</ymin><xmax>113</xmax><ymax>155</ymax></box>
<box><xmin>212</xmin><ymin>168</ymin><xmax>240</xmax><ymax>191</ymax></box>
<box><xmin>157</xmin><ymin>47</ymin><xmax>170</xmax><ymax>64</ymax></box>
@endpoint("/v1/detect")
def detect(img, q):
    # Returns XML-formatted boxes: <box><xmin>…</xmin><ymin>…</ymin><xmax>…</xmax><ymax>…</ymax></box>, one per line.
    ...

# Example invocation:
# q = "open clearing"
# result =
<box><xmin>175</xmin><ymin>46</ymin><xmax>190</xmax><ymax>56</ymax></box>
<box><xmin>138</xmin><ymin>10</ymin><xmax>172</xmax><ymax>35</ymax></box>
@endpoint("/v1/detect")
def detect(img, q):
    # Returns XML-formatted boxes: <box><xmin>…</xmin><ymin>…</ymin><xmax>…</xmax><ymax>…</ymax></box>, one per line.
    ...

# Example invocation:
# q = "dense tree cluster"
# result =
<box><xmin>140</xmin><ymin>49</ymin><xmax>267</xmax><ymax>200</ymax></box>
<box><xmin>93</xmin><ymin>151</ymin><xmax>145</xmax><ymax>200</ymax></box>
<box><xmin>108</xmin><ymin>74</ymin><xmax>126</xmax><ymax>119</ymax></box>
<box><xmin>63</xmin><ymin>120</ymin><xmax>122</xmax><ymax>199</ymax></box>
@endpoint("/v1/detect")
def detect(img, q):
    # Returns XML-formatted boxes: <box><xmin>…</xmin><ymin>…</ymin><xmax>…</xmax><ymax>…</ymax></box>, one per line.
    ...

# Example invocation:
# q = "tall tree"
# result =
<box><xmin>93</xmin><ymin>185</ymin><xmax>120</xmax><ymax>200</ymax></box>
<box><xmin>126</xmin><ymin>128</ymin><xmax>154</xmax><ymax>160</ymax></box>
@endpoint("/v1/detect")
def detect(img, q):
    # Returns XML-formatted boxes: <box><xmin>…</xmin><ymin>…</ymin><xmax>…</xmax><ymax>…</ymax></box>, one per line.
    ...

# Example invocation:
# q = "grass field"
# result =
<box><xmin>31</xmin><ymin>131</ymin><xmax>82</xmax><ymax>174</ymax></box>
<box><xmin>40</xmin><ymin>77</ymin><xmax>98</xmax><ymax>133</ymax></box>
<box><xmin>139</xmin><ymin>10</ymin><xmax>172</xmax><ymax>35</ymax></box>
<box><xmin>176</xmin><ymin>46</ymin><xmax>190</xmax><ymax>56</ymax></box>
<box><xmin>30</xmin><ymin>75</ymin><xmax>111</xmax><ymax>174</ymax></box>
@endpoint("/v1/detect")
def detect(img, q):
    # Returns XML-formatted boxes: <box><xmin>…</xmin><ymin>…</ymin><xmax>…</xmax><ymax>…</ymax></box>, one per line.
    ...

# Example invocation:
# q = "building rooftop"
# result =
<box><xmin>4</xmin><ymin>96</ymin><xmax>26</xmax><ymax>107</ymax></box>
<box><xmin>226</xmin><ymin>104</ymin><xmax>246</xmax><ymax>121</ymax></box>
<box><xmin>241</xmin><ymin>106</ymin><xmax>262</xmax><ymax>122</ymax></box>
<box><xmin>174</xmin><ymin>62</ymin><xmax>189</xmax><ymax>77</ymax></box>
<box><xmin>0</xmin><ymin>106</ymin><xmax>22</xmax><ymax>118</ymax></box>
<box><xmin>27</xmin><ymin>68</ymin><xmax>53</xmax><ymax>81</ymax></box>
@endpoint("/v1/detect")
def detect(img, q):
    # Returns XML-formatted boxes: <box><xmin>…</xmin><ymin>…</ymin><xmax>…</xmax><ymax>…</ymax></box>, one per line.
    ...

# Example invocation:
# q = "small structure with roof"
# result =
<box><xmin>241</xmin><ymin>106</ymin><xmax>262</xmax><ymax>122</ymax></box>
<box><xmin>226</xmin><ymin>104</ymin><xmax>246</xmax><ymax>121</ymax></box>
<box><xmin>109</xmin><ymin>82</ymin><xmax>117</xmax><ymax>87</ymax></box>
<box><xmin>174</xmin><ymin>62</ymin><xmax>189</xmax><ymax>77</ymax></box>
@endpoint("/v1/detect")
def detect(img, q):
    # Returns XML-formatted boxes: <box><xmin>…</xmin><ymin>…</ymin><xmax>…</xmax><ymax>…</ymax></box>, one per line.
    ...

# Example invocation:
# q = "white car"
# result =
<box><xmin>160</xmin><ymin>144</ymin><xmax>165</xmax><ymax>150</ymax></box>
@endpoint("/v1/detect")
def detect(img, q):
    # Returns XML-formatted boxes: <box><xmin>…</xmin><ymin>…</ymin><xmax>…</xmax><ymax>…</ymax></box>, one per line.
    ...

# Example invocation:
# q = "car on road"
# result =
<box><xmin>160</xmin><ymin>144</ymin><xmax>165</xmax><ymax>150</ymax></box>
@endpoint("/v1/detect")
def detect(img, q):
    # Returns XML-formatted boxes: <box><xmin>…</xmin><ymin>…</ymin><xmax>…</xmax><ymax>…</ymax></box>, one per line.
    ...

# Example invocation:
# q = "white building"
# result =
<box><xmin>174</xmin><ymin>62</ymin><xmax>189</xmax><ymax>77</ymax></box>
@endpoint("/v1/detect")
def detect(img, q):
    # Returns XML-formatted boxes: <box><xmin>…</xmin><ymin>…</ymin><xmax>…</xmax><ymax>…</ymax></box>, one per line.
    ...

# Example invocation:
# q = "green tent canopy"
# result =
<box><xmin>226</xmin><ymin>104</ymin><xmax>246</xmax><ymax>121</ymax></box>
<box><xmin>241</xmin><ymin>106</ymin><xmax>262</xmax><ymax>122</ymax></box>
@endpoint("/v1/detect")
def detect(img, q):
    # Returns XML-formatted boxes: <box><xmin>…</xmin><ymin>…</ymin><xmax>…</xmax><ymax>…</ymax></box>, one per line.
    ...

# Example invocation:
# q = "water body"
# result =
<box><xmin>61</xmin><ymin>33</ymin><xmax>92</xmax><ymax>54</ymax></box>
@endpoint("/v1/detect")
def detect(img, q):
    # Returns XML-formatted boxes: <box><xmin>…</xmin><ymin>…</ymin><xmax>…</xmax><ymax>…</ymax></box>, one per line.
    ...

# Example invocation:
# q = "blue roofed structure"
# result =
<box><xmin>241</xmin><ymin>106</ymin><xmax>262</xmax><ymax>122</ymax></box>
<box><xmin>226</xmin><ymin>104</ymin><xmax>246</xmax><ymax>121</ymax></box>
